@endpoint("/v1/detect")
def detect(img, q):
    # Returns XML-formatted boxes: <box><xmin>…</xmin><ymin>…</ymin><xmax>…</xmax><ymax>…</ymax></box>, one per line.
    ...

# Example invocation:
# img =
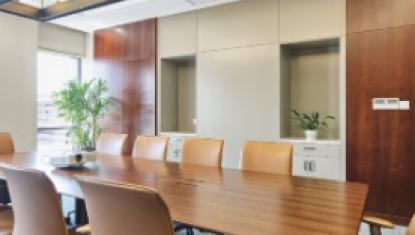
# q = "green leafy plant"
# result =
<box><xmin>52</xmin><ymin>78</ymin><xmax>111</xmax><ymax>151</ymax></box>
<box><xmin>291</xmin><ymin>110</ymin><xmax>335</xmax><ymax>130</ymax></box>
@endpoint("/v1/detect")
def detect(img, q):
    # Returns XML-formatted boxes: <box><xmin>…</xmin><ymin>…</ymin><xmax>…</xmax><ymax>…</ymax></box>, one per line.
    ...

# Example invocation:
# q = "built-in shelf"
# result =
<box><xmin>280</xmin><ymin>38</ymin><xmax>340</xmax><ymax>140</ymax></box>
<box><xmin>160</xmin><ymin>55</ymin><xmax>196</xmax><ymax>134</ymax></box>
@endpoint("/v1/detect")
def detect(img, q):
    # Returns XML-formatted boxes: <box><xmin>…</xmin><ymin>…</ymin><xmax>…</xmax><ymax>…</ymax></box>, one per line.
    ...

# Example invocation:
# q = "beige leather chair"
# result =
<box><xmin>0</xmin><ymin>206</ymin><xmax>13</xmax><ymax>235</ymax></box>
<box><xmin>0</xmin><ymin>164</ymin><xmax>71</xmax><ymax>235</ymax></box>
<box><xmin>363</xmin><ymin>213</ymin><xmax>415</xmax><ymax>235</ymax></box>
<box><xmin>408</xmin><ymin>214</ymin><xmax>415</xmax><ymax>235</ymax></box>
<box><xmin>132</xmin><ymin>136</ymin><xmax>169</xmax><ymax>160</ymax></box>
<box><xmin>76</xmin><ymin>176</ymin><xmax>175</xmax><ymax>235</ymax></box>
<box><xmin>0</xmin><ymin>133</ymin><xmax>12</xmax><ymax>206</ymax></box>
<box><xmin>181</xmin><ymin>138</ymin><xmax>224</xmax><ymax>167</ymax></box>
<box><xmin>0</xmin><ymin>133</ymin><xmax>14</xmax><ymax>155</ymax></box>
<box><xmin>240</xmin><ymin>141</ymin><xmax>293</xmax><ymax>175</ymax></box>
<box><xmin>96</xmin><ymin>133</ymin><xmax>128</xmax><ymax>156</ymax></box>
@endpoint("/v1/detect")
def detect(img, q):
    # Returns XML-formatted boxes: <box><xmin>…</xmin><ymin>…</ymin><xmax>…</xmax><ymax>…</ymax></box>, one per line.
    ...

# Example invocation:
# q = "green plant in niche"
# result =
<box><xmin>291</xmin><ymin>110</ymin><xmax>335</xmax><ymax>130</ymax></box>
<box><xmin>52</xmin><ymin>78</ymin><xmax>111</xmax><ymax>151</ymax></box>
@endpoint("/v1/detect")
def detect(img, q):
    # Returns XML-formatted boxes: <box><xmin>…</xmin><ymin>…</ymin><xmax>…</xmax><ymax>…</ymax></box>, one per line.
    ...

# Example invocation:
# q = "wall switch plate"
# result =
<box><xmin>373</xmin><ymin>98</ymin><xmax>386</xmax><ymax>110</ymax></box>
<box><xmin>385</xmin><ymin>98</ymin><xmax>400</xmax><ymax>110</ymax></box>
<box><xmin>400</xmin><ymin>101</ymin><xmax>410</xmax><ymax>110</ymax></box>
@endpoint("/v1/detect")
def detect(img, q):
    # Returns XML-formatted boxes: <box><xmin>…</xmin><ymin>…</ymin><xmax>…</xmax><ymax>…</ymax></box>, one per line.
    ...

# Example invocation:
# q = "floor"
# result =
<box><xmin>175</xmin><ymin>225</ymin><xmax>408</xmax><ymax>235</ymax></box>
<box><xmin>359</xmin><ymin>223</ymin><xmax>407</xmax><ymax>235</ymax></box>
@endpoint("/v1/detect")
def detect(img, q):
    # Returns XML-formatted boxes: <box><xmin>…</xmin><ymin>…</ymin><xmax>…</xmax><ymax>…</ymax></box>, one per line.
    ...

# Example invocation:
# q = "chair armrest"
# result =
<box><xmin>76</xmin><ymin>224</ymin><xmax>91</xmax><ymax>234</ymax></box>
<box><xmin>362</xmin><ymin>215</ymin><xmax>395</xmax><ymax>229</ymax></box>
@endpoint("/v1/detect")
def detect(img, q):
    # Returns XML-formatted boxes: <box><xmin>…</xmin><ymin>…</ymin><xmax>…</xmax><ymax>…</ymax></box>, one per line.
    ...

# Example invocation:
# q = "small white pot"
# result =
<box><xmin>305</xmin><ymin>130</ymin><xmax>317</xmax><ymax>141</ymax></box>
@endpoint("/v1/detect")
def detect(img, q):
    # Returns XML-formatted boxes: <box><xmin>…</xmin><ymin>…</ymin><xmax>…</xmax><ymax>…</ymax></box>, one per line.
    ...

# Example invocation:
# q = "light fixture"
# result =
<box><xmin>0</xmin><ymin>0</ymin><xmax>125</xmax><ymax>21</ymax></box>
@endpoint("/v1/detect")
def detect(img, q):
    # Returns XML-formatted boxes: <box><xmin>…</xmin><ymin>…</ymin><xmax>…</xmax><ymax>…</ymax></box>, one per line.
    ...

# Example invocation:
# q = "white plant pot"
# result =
<box><xmin>305</xmin><ymin>130</ymin><xmax>317</xmax><ymax>141</ymax></box>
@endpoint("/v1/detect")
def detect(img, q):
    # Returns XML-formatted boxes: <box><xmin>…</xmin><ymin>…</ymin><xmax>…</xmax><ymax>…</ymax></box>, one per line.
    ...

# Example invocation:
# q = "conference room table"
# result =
<box><xmin>0</xmin><ymin>151</ymin><xmax>368</xmax><ymax>235</ymax></box>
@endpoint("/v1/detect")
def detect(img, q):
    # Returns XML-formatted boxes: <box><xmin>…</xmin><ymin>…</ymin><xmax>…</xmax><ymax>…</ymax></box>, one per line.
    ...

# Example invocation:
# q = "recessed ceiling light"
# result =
<box><xmin>185</xmin><ymin>0</ymin><xmax>221</xmax><ymax>6</ymax></box>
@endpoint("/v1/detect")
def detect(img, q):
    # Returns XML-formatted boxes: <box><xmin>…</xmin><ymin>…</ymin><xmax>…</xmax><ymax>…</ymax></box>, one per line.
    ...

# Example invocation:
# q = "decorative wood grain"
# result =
<box><xmin>346</xmin><ymin>0</ymin><xmax>398</xmax><ymax>33</ymax></box>
<box><xmin>346</xmin><ymin>25</ymin><xmax>415</xmax><ymax>223</ymax></box>
<box><xmin>94</xmin><ymin>19</ymin><xmax>157</xmax><ymax>155</ymax></box>
<box><xmin>0</xmin><ymin>152</ymin><xmax>368</xmax><ymax>235</ymax></box>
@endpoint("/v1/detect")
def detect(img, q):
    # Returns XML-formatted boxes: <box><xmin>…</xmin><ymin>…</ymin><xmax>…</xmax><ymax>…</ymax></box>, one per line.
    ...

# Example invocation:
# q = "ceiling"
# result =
<box><xmin>52</xmin><ymin>0</ymin><xmax>239</xmax><ymax>32</ymax></box>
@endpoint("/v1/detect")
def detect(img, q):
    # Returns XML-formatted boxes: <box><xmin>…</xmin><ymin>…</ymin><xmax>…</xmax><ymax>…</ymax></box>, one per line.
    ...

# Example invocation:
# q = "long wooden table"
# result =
<box><xmin>0</xmin><ymin>152</ymin><xmax>368</xmax><ymax>235</ymax></box>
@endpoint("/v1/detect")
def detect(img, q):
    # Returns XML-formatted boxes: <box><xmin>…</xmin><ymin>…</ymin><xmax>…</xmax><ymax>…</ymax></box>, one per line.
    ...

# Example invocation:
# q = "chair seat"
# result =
<box><xmin>362</xmin><ymin>215</ymin><xmax>395</xmax><ymax>228</ymax></box>
<box><xmin>76</xmin><ymin>224</ymin><xmax>90</xmax><ymax>234</ymax></box>
<box><xmin>0</xmin><ymin>208</ymin><xmax>13</xmax><ymax>235</ymax></box>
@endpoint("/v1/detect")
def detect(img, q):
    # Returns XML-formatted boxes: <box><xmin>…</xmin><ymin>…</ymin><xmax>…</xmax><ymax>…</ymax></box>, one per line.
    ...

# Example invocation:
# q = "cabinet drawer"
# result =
<box><xmin>293</xmin><ymin>144</ymin><xmax>339</xmax><ymax>158</ymax></box>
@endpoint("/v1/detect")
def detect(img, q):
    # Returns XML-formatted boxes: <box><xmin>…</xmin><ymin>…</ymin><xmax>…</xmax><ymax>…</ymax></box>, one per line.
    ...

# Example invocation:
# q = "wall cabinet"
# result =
<box><xmin>158</xmin><ymin>12</ymin><xmax>197</xmax><ymax>58</ymax></box>
<box><xmin>197</xmin><ymin>0</ymin><xmax>279</xmax><ymax>52</ymax></box>
<box><xmin>279</xmin><ymin>0</ymin><xmax>345</xmax><ymax>43</ymax></box>
<box><xmin>283</xmin><ymin>141</ymin><xmax>341</xmax><ymax>180</ymax></box>
<box><xmin>197</xmin><ymin>45</ymin><xmax>279</xmax><ymax>168</ymax></box>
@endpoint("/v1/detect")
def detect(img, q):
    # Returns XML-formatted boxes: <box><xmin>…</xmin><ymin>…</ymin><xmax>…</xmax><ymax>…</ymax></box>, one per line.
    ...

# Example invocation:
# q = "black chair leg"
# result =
<box><xmin>186</xmin><ymin>228</ymin><xmax>194</xmax><ymax>235</ymax></box>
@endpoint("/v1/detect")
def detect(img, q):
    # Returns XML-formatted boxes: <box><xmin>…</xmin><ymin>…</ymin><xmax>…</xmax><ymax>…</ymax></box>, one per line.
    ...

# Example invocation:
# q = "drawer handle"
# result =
<box><xmin>303</xmin><ymin>147</ymin><xmax>316</xmax><ymax>151</ymax></box>
<box><xmin>304</xmin><ymin>160</ymin><xmax>309</xmax><ymax>172</ymax></box>
<box><xmin>310</xmin><ymin>160</ymin><xmax>316</xmax><ymax>172</ymax></box>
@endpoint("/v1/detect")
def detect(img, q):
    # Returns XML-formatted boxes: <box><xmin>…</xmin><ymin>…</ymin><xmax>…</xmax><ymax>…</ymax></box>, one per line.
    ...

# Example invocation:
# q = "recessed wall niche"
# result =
<box><xmin>280</xmin><ymin>38</ymin><xmax>340</xmax><ymax>140</ymax></box>
<box><xmin>160</xmin><ymin>56</ymin><xmax>196</xmax><ymax>134</ymax></box>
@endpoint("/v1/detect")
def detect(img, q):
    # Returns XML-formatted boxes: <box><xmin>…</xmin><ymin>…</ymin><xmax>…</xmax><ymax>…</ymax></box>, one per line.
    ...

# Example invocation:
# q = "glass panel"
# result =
<box><xmin>37</xmin><ymin>51</ymin><xmax>80</xmax><ymax>150</ymax></box>
<box><xmin>19</xmin><ymin>0</ymin><xmax>56</xmax><ymax>8</ymax></box>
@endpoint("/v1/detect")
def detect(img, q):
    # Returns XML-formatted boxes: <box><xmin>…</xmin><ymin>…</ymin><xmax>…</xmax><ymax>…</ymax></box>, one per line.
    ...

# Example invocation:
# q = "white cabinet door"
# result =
<box><xmin>158</xmin><ymin>12</ymin><xmax>197</xmax><ymax>58</ymax></box>
<box><xmin>279</xmin><ymin>0</ymin><xmax>345</xmax><ymax>43</ymax></box>
<box><xmin>292</xmin><ymin>155</ymin><xmax>309</xmax><ymax>177</ymax></box>
<box><xmin>308</xmin><ymin>157</ymin><xmax>340</xmax><ymax>180</ymax></box>
<box><xmin>198</xmin><ymin>0</ymin><xmax>279</xmax><ymax>52</ymax></box>
<box><xmin>197</xmin><ymin>45</ymin><xmax>279</xmax><ymax>168</ymax></box>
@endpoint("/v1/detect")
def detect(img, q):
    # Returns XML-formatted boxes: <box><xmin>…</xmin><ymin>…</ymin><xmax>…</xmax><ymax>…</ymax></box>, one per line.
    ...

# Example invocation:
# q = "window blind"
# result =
<box><xmin>38</xmin><ymin>23</ymin><xmax>87</xmax><ymax>57</ymax></box>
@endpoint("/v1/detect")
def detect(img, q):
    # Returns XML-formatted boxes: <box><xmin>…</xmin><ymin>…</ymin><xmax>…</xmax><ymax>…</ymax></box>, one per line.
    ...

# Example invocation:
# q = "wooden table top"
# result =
<box><xmin>0</xmin><ymin>152</ymin><xmax>368</xmax><ymax>235</ymax></box>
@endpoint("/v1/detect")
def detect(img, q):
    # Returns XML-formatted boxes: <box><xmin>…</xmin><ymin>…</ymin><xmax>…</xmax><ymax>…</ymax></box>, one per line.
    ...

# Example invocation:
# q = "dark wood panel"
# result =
<box><xmin>0</xmin><ymin>152</ymin><xmax>369</xmax><ymax>235</ymax></box>
<box><xmin>122</xmin><ymin>19</ymin><xmax>156</xmax><ymax>61</ymax></box>
<box><xmin>398</xmin><ymin>0</ymin><xmax>415</xmax><ymax>27</ymax></box>
<box><xmin>94</xmin><ymin>29</ymin><xmax>123</xmax><ymax>60</ymax></box>
<box><xmin>346</xmin><ymin>26</ymin><xmax>415</xmax><ymax>223</ymax></box>
<box><xmin>121</xmin><ymin>58</ymin><xmax>156</xmax><ymax>151</ymax></box>
<box><xmin>94</xmin><ymin>19</ymin><xmax>157</xmax><ymax>155</ymax></box>
<box><xmin>346</xmin><ymin>0</ymin><xmax>398</xmax><ymax>33</ymax></box>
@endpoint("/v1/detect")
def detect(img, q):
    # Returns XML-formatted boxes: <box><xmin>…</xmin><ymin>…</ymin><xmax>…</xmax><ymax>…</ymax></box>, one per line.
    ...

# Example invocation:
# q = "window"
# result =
<box><xmin>37</xmin><ymin>51</ymin><xmax>81</xmax><ymax>150</ymax></box>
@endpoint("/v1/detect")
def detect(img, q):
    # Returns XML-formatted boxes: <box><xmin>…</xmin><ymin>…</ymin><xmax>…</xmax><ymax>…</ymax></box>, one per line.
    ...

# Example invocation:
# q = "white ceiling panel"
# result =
<box><xmin>52</xmin><ymin>0</ymin><xmax>239</xmax><ymax>32</ymax></box>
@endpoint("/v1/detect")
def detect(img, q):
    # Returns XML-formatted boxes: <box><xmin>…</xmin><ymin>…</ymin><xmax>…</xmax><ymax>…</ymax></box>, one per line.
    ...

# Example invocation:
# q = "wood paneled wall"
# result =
<box><xmin>94</xmin><ymin>19</ymin><xmax>157</xmax><ymax>155</ymax></box>
<box><xmin>346</xmin><ymin>0</ymin><xmax>415</xmax><ymax>223</ymax></box>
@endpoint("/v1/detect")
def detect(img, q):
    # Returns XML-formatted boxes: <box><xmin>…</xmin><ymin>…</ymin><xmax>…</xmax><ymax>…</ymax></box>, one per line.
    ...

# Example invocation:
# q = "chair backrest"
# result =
<box><xmin>181</xmin><ymin>138</ymin><xmax>224</xmax><ymax>167</ymax></box>
<box><xmin>0</xmin><ymin>133</ymin><xmax>14</xmax><ymax>155</ymax></box>
<box><xmin>76</xmin><ymin>176</ymin><xmax>174</xmax><ymax>235</ymax></box>
<box><xmin>240</xmin><ymin>141</ymin><xmax>293</xmax><ymax>175</ymax></box>
<box><xmin>132</xmin><ymin>136</ymin><xmax>169</xmax><ymax>160</ymax></box>
<box><xmin>96</xmin><ymin>133</ymin><xmax>128</xmax><ymax>156</ymax></box>
<box><xmin>0</xmin><ymin>164</ymin><xmax>68</xmax><ymax>235</ymax></box>
<box><xmin>408</xmin><ymin>214</ymin><xmax>415</xmax><ymax>235</ymax></box>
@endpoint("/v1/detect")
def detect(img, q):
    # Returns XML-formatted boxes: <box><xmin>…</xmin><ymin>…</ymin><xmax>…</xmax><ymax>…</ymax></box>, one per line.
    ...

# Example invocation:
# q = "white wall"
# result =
<box><xmin>0</xmin><ymin>13</ymin><xmax>38</xmax><ymax>151</ymax></box>
<box><xmin>158</xmin><ymin>0</ymin><xmax>346</xmax><ymax>169</ymax></box>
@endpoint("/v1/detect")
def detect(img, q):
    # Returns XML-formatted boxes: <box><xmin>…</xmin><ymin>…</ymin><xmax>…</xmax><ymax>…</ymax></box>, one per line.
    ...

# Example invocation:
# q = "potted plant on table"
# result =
<box><xmin>52</xmin><ymin>78</ymin><xmax>111</xmax><ymax>152</ymax></box>
<box><xmin>291</xmin><ymin>110</ymin><xmax>335</xmax><ymax>141</ymax></box>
